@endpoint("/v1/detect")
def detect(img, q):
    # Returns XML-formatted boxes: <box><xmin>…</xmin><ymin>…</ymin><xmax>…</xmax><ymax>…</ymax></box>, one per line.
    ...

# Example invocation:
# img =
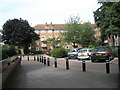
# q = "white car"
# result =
<box><xmin>77</xmin><ymin>49</ymin><xmax>92</xmax><ymax>60</ymax></box>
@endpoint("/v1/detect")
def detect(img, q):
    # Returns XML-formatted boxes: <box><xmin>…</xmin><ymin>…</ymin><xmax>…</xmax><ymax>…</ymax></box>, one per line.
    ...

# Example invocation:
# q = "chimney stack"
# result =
<box><xmin>50</xmin><ymin>22</ymin><xmax>53</xmax><ymax>26</ymax></box>
<box><xmin>46</xmin><ymin>22</ymin><xmax>48</xmax><ymax>26</ymax></box>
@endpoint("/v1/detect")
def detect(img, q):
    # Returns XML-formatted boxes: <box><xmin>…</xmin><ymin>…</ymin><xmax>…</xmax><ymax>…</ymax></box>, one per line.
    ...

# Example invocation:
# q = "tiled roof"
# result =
<box><xmin>34</xmin><ymin>23</ymin><xmax>96</xmax><ymax>30</ymax></box>
<box><xmin>34</xmin><ymin>24</ymin><xmax>64</xmax><ymax>30</ymax></box>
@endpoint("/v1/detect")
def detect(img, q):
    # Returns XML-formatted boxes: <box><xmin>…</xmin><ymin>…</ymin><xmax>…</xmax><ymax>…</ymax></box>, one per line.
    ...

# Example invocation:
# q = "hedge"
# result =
<box><xmin>51</xmin><ymin>48</ymin><xmax>69</xmax><ymax>58</ymax></box>
<box><xmin>2</xmin><ymin>45</ymin><xmax>17</xmax><ymax>60</ymax></box>
<box><xmin>110</xmin><ymin>46</ymin><xmax>118</xmax><ymax>57</ymax></box>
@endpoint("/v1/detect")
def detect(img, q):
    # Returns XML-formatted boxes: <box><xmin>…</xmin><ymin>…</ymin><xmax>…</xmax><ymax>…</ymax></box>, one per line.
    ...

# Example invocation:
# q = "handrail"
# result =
<box><xmin>2</xmin><ymin>55</ymin><xmax>21</xmax><ymax>88</ymax></box>
<box><xmin>1</xmin><ymin>55</ymin><xmax>19</xmax><ymax>72</ymax></box>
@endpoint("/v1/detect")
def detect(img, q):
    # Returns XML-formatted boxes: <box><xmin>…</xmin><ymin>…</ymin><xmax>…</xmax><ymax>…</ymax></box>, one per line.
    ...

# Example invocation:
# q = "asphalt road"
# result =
<box><xmin>12</xmin><ymin>55</ymin><xmax>119</xmax><ymax>88</ymax></box>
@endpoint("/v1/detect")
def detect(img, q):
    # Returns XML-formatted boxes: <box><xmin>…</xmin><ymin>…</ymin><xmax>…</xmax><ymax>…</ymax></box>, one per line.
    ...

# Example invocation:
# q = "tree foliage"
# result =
<box><xmin>63</xmin><ymin>15</ymin><xmax>82</xmax><ymax>48</ymax></box>
<box><xmin>80</xmin><ymin>22</ymin><xmax>95</xmax><ymax>47</ymax></box>
<box><xmin>2</xmin><ymin>18</ymin><xmax>40</xmax><ymax>50</ymax></box>
<box><xmin>94</xmin><ymin>2</ymin><xmax>120</xmax><ymax>44</ymax></box>
<box><xmin>63</xmin><ymin>15</ymin><xmax>95</xmax><ymax>48</ymax></box>
<box><xmin>43</xmin><ymin>37</ymin><xmax>60</xmax><ymax>49</ymax></box>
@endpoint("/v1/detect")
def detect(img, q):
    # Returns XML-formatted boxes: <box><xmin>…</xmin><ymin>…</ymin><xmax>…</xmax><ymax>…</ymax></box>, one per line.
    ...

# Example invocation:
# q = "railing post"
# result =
<box><xmin>54</xmin><ymin>58</ymin><xmax>57</xmax><ymax>68</ymax></box>
<box><xmin>44</xmin><ymin>57</ymin><xmax>46</xmax><ymax>65</ymax></box>
<box><xmin>40</xmin><ymin>55</ymin><xmax>41</xmax><ymax>62</ymax></box>
<box><xmin>47</xmin><ymin>57</ymin><xmax>50</xmax><ymax>66</ymax></box>
<box><xmin>66</xmin><ymin>57</ymin><xmax>69</xmax><ymax>70</ymax></box>
<box><xmin>27</xmin><ymin>55</ymin><xmax>29</xmax><ymax>61</ymax></box>
<box><xmin>82</xmin><ymin>60</ymin><xmax>86</xmax><ymax>72</ymax></box>
<box><xmin>42</xmin><ymin>56</ymin><xmax>44</xmax><ymax>63</ymax></box>
<box><xmin>37</xmin><ymin>56</ymin><xmax>39</xmax><ymax>61</ymax></box>
<box><xmin>106</xmin><ymin>60</ymin><xmax>110</xmax><ymax>73</ymax></box>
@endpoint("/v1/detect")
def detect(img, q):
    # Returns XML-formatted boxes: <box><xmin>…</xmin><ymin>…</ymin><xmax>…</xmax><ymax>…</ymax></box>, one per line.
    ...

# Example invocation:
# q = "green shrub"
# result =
<box><xmin>88</xmin><ymin>45</ymin><xmax>95</xmax><ymax>49</ymax></box>
<box><xmin>51</xmin><ymin>48</ymin><xmax>69</xmax><ymax>58</ymax></box>
<box><xmin>2</xmin><ymin>45</ymin><xmax>17</xmax><ymax>60</ymax></box>
<box><xmin>110</xmin><ymin>46</ymin><xmax>118</xmax><ymax>57</ymax></box>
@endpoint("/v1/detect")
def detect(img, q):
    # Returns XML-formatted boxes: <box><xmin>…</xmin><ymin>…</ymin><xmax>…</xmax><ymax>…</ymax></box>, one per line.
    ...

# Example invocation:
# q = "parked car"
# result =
<box><xmin>68</xmin><ymin>48</ymin><xmax>82</xmax><ymax>59</ymax></box>
<box><xmin>91</xmin><ymin>46</ymin><xmax>114</xmax><ymax>62</ymax></box>
<box><xmin>77</xmin><ymin>49</ymin><xmax>92</xmax><ymax>60</ymax></box>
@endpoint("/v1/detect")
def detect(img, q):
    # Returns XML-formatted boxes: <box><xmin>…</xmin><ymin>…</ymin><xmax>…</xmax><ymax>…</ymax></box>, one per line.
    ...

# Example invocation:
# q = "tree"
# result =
<box><xmin>43</xmin><ymin>37</ymin><xmax>61</xmax><ymax>49</ymax></box>
<box><xmin>2</xmin><ymin>18</ymin><xmax>39</xmax><ymax>54</ymax></box>
<box><xmin>94</xmin><ymin>2</ymin><xmax>120</xmax><ymax>46</ymax></box>
<box><xmin>63</xmin><ymin>15</ymin><xmax>82</xmax><ymax>48</ymax></box>
<box><xmin>80</xmin><ymin>22</ymin><xmax>95</xmax><ymax>47</ymax></box>
<box><xmin>63</xmin><ymin>15</ymin><xmax>95</xmax><ymax>48</ymax></box>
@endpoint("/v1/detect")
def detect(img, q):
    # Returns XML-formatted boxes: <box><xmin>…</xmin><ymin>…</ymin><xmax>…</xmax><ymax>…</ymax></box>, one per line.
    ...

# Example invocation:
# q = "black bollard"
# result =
<box><xmin>28</xmin><ymin>55</ymin><xmax>29</xmax><ymax>61</ymax></box>
<box><xmin>44</xmin><ymin>57</ymin><xmax>46</xmax><ymax>65</ymax></box>
<box><xmin>66</xmin><ymin>58</ymin><xmax>69</xmax><ymax>70</ymax></box>
<box><xmin>47</xmin><ymin>57</ymin><xmax>50</xmax><ymax>66</ymax></box>
<box><xmin>40</xmin><ymin>56</ymin><xmax>41</xmax><ymax>62</ymax></box>
<box><xmin>37</xmin><ymin>56</ymin><xmax>39</xmax><ymax>61</ymax></box>
<box><xmin>54</xmin><ymin>58</ymin><xmax>57</xmax><ymax>68</ymax></box>
<box><xmin>42</xmin><ymin>56</ymin><xmax>44</xmax><ymax>63</ymax></box>
<box><xmin>106</xmin><ymin>60</ymin><xmax>110</xmax><ymax>73</ymax></box>
<box><xmin>82</xmin><ymin>60</ymin><xmax>86</xmax><ymax>72</ymax></box>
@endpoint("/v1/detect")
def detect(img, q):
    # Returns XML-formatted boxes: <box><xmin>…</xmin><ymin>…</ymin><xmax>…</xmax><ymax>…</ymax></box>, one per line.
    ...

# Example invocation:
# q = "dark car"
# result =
<box><xmin>68</xmin><ymin>48</ymin><xmax>82</xmax><ymax>59</ymax></box>
<box><xmin>91</xmin><ymin>47</ymin><xmax>114</xmax><ymax>62</ymax></box>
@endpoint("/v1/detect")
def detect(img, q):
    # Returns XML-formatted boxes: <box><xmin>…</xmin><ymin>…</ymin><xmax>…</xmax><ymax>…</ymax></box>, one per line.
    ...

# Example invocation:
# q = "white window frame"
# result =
<box><xmin>55</xmin><ymin>35</ymin><xmax>59</xmax><ymax>38</ymax></box>
<box><xmin>35</xmin><ymin>30</ymin><xmax>39</xmax><ymax>34</ymax></box>
<box><xmin>41</xmin><ymin>30</ymin><xmax>46</xmax><ymax>33</ymax></box>
<box><xmin>41</xmin><ymin>36</ymin><xmax>46</xmax><ymax>39</ymax></box>
<box><xmin>36</xmin><ymin>47</ymin><xmax>39</xmax><ymax>51</ymax></box>
<box><xmin>60</xmin><ymin>30</ymin><xmax>64</xmax><ymax>33</ymax></box>
<box><xmin>48</xmin><ymin>30</ymin><xmax>53</xmax><ymax>33</ymax></box>
<box><xmin>49</xmin><ymin>35</ymin><xmax>53</xmax><ymax>38</ymax></box>
<box><xmin>36</xmin><ymin>41</ymin><xmax>39</xmax><ymax>45</ymax></box>
<box><xmin>54</xmin><ymin>30</ymin><xmax>59</xmax><ymax>33</ymax></box>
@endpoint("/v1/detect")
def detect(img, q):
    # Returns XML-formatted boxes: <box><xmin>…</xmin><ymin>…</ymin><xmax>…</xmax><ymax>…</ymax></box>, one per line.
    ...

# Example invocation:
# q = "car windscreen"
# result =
<box><xmin>93</xmin><ymin>47</ymin><xmax>106</xmax><ymax>52</ymax></box>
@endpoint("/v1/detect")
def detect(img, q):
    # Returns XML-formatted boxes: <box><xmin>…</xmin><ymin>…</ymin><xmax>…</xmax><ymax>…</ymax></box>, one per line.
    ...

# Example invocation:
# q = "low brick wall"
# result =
<box><xmin>2</xmin><ymin>56</ymin><xmax>21</xmax><ymax>88</ymax></box>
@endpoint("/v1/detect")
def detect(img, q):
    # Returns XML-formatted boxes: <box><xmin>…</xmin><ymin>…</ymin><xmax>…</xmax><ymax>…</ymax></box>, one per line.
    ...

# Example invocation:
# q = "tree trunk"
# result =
<box><xmin>112</xmin><ymin>35</ymin><xmax>115</xmax><ymax>47</ymax></box>
<box><xmin>73</xmin><ymin>43</ymin><xmax>76</xmax><ymax>48</ymax></box>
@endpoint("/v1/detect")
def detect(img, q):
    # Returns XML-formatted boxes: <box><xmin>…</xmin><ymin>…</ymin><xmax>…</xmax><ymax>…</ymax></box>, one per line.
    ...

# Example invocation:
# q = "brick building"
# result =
<box><xmin>31</xmin><ymin>22</ymin><xmax>65</xmax><ymax>51</ymax></box>
<box><xmin>31</xmin><ymin>22</ymin><xmax>100</xmax><ymax>51</ymax></box>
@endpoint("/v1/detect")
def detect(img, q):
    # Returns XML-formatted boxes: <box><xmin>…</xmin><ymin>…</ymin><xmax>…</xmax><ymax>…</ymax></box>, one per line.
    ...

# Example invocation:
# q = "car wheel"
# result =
<box><xmin>91</xmin><ymin>59</ymin><xmax>95</xmax><ymax>62</ymax></box>
<box><xmin>68</xmin><ymin>57</ymin><xmax>71</xmax><ymax>59</ymax></box>
<box><xmin>89</xmin><ymin>56</ymin><xmax>91</xmax><ymax>60</ymax></box>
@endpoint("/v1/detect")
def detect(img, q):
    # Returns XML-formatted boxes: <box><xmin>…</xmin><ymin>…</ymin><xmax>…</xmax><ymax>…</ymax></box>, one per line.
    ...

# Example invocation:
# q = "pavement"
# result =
<box><xmin>12</xmin><ymin>55</ymin><xmax>119</xmax><ymax>88</ymax></box>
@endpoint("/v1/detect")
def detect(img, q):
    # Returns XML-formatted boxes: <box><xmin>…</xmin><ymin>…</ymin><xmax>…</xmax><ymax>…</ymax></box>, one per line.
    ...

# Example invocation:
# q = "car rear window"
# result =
<box><xmin>78</xmin><ymin>49</ymin><xmax>88</xmax><ymax>53</ymax></box>
<box><xmin>70</xmin><ymin>49</ymin><xmax>76</xmax><ymax>52</ymax></box>
<box><xmin>93</xmin><ymin>47</ymin><xmax>106</xmax><ymax>52</ymax></box>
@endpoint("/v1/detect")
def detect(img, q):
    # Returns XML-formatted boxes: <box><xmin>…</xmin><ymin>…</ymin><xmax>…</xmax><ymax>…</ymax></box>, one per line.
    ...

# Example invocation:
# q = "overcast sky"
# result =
<box><xmin>0</xmin><ymin>0</ymin><xmax>101</xmax><ymax>29</ymax></box>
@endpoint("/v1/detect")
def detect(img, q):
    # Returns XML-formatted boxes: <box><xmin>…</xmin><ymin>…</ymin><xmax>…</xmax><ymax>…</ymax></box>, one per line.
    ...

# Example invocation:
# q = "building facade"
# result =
<box><xmin>31</xmin><ymin>22</ymin><xmax>65</xmax><ymax>51</ymax></box>
<box><xmin>31</xmin><ymin>22</ymin><xmax>100</xmax><ymax>51</ymax></box>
